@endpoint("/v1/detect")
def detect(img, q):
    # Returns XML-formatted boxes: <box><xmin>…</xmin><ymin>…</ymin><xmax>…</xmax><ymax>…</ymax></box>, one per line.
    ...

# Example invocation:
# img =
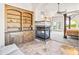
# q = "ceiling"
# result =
<box><xmin>32</xmin><ymin>3</ymin><xmax>79</xmax><ymax>16</ymax></box>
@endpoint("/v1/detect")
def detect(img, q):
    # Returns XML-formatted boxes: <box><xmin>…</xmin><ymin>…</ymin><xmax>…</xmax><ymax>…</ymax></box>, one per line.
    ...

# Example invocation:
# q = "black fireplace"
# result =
<box><xmin>36</xmin><ymin>25</ymin><xmax>50</xmax><ymax>40</ymax></box>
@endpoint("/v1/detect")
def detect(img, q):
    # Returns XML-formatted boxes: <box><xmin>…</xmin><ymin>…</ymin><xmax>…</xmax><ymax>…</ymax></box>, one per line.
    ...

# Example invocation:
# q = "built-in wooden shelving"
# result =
<box><xmin>5</xmin><ymin>4</ymin><xmax>33</xmax><ymax>32</ymax></box>
<box><xmin>5</xmin><ymin>4</ymin><xmax>34</xmax><ymax>45</ymax></box>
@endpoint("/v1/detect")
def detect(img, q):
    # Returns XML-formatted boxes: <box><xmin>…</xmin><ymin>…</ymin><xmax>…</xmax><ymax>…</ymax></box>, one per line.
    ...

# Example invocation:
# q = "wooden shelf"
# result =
<box><xmin>7</xmin><ymin>22</ymin><xmax>20</xmax><ymax>23</ymax></box>
<box><xmin>5</xmin><ymin>4</ymin><xmax>33</xmax><ymax>32</ymax></box>
<box><xmin>7</xmin><ymin>17</ymin><xmax>20</xmax><ymax>20</ymax></box>
<box><xmin>23</xmin><ymin>16</ymin><xmax>31</xmax><ymax>18</ymax></box>
<box><xmin>7</xmin><ymin>27</ymin><xmax>20</xmax><ymax>28</ymax></box>
<box><xmin>7</xmin><ymin>13</ymin><xmax>21</xmax><ymax>16</ymax></box>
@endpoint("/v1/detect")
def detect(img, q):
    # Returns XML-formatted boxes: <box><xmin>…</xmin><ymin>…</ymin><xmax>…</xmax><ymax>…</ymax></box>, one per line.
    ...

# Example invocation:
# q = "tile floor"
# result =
<box><xmin>18</xmin><ymin>31</ymin><xmax>79</xmax><ymax>55</ymax></box>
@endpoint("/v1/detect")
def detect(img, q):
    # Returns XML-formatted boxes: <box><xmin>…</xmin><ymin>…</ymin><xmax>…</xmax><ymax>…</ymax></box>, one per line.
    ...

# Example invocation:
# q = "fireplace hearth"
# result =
<box><xmin>36</xmin><ymin>25</ymin><xmax>50</xmax><ymax>40</ymax></box>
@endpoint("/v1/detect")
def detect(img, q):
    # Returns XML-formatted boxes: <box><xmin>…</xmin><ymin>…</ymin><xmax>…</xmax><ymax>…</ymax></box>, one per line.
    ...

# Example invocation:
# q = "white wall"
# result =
<box><xmin>32</xmin><ymin>3</ymin><xmax>79</xmax><ymax>21</ymax></box>
<box><xmin>32</xmin><ymin>3</ymin><xmax>79</xmax><ymax>31</ymax></box>
<box><xmin>6</xmin><ymin>3</ymin><xmax>33</xmax><ymax>11</ymax></box>
<box><xmin>52</xmin><ymin>16</ymin><xmax>64</xmax><ymax>31</ymax></box>
<box><xmin>0</xmin><ymin>4</ymin><xmax>5</xmax><ymax>47</ymax></box>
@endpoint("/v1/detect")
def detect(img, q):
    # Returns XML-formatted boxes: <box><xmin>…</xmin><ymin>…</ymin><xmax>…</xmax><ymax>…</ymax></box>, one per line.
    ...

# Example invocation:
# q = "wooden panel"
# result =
<box><xmin>23</xmin><ymin>31</ymin><xmax>34</xmax><ymax>43</ymax></box>
<box><xmin>64</xmin><ymin>14</ymin><xmax>67</xmax><ymax>38</ymax></box>
<box><xmin>5</xmin><ymin>33</ymin><xmax>14</xmax><ymax>45</ymax></box>
<box><xmin>5</xmin><ymin>32</ymin><xmax>23</xmax><ymax>45</ymax></box>
<box><xmin>5</xmin><ymin>5</ymin><xmax>21</xmax><ymax>32</ymax></box>
<box><xmin>22</xmin><ymin>12</ymin><xmax>32</xmax><ymax>30</ymax></box>
<box><xmin>5</xmin><ymin>4</ymin><xmax>34</xmax><ymax>45</ymax></box>
<box><xmin>5</xmin><ymin>31</ymin><xmax>34</xmax><ymax>45</ymax></box>
<box><xmin>5</xmin><ymin>4</ymin><xmax>33</xmax><ymax>32</ymax></box>
<box><xmin>66</xmin><ymin>29</ymin><xmax>79</xmax><ymax>36</ymax></box>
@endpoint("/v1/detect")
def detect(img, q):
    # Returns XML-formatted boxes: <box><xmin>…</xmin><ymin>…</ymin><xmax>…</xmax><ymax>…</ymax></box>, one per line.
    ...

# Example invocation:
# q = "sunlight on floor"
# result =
<box><xmin>18</xmin><ymin>31</ymin><xmax>79</xmax><ymax>55</ymax></box>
